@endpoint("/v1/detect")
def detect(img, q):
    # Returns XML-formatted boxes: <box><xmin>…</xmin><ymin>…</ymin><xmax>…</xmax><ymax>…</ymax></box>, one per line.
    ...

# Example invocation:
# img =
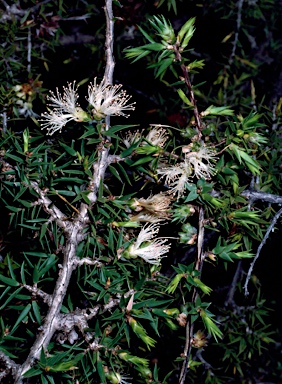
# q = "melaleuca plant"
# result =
<box><xmin>0</xmin><ymin>1</ymin><xmax>281</xmax><ymax>384</ymax></box>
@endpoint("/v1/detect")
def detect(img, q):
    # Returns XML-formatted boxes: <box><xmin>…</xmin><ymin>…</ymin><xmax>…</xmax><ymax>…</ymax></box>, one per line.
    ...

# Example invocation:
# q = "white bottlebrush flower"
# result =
<box><xmin>40</xmin><ymin>82</ymin><xmax>90</xmax><ymax>135</ymax></box>
<box><xmin>125</xmin><ymin>224</ymin><xmax>170</xmax><ymax>265</ymax></box>
<box><xmin>87</xmin><ymin>77</ymin><xmax>135</xmax><ymax>120</ymax></box>
<box><xmin>158</xmin><ymin>145</ymin><xmax>217</xmax><ymax>197</ymax></box>
<box><xmin>144</xmin><ymin>125</ymin><xmax>169</xmax><ymax>148</ymax></box>
<box><xmin>123</xmin><ymin>130</ymin><xmax>142</xmax><ymax>148</ymax></box>
<box><xmin>130</xmin><ymin>212</ymin><xmax>163</xmax><ymax>224</ymax></box>
<box><xmin>158</xmin><ymin>162</ymin><xmax>190</xmax><ymax>197</ymax></box>
<box><xmin>47</xmin><ymin>82</ymin><xmax>79</xmax><ymax>113</ymax></box>
<box><xmin>130</xmin><ymin>193</ymin><xmax>173</xmax><ymax>220</ymax></box>
<box><xmin>185</xmin><ymin>146</ymin><xmax>217</xmax><ymax>180</ymax></box>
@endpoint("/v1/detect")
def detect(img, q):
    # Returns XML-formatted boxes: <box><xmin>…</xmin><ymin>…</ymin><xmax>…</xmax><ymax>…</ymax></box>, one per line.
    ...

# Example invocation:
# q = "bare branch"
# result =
<box><xmin>23</xmin><ymin>284</ymin><xmax>52</xmax><ymax>306</ymax></box>
<box><xmin>55</xmin><ymin>292</ymin><xmax>130</xmax><ymax>345</ymax></box>
<box><xmin>179</xmin><ymin>207</ymin><xmax>205</xmax><ymax>384</ymax></box>
<box><xmin>0</xmin><ymin>351</ymin><xmax>20</xmax><ymax>382</ymax></box>
<box><xmin>228</xmin><ymin>0</ymin><xmax>244</xmax><ymax>66</ymax></box>
<box><xmin>173</xmin><ymin>45</ymin><xmax>203</xmax><ymax>137</ymax></box>
<box><xmin>27</xmin><ymin>27</ymin><xmax>31</xmax><ymax>74</ymax></box>
<box><xmin>73</xmin><ymin>257</ymin><xmax>103</xmax><ymax>268</ymax></box>
<box><xmin>225</xmin><ymin>260</ymin><xmax>242</xmax><ymax>306</ymax></box>
<box><xmin>241</xmin><ymin>189</ymin><xmax>282</xmax><ymax>205</ymax></box>
<box><xmin>87</xmin><ymin>0</ymin><xmax>115</xmax><ymax>204</ymax></box>
<box><xmin>1</xmin><ymin>112</ymin><xmax>7</xmax><ymax>134</ymax></box>
<box><xmin>244</xmin><ymin>207</ymin><xmax>282</xmax><ymax>296</ymax></box>
<box><xmin>15</xmin><ymin>206</ymin><xmax>89</xmax><ymax>382</ymax></box>
<box><xmin>30</xmin><ymin>181</ymin><xmax>70</xmax><ymax>230</ymax></box>
<box><xmin>104</xmin><ymin>0</ymin><xmax>115</xmax><ymax>85</ymax></box>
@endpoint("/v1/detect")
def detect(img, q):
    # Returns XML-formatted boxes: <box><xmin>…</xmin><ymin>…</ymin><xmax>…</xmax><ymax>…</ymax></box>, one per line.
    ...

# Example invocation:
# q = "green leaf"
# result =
<box><xmin>0</xmin><ymin>274</ymin><xmax>19</xmax><ymax>287</ymax></box>
<box><xmin>201</xmin><ymin>105</ymin><xmax>234</xmax><ymax>117</ymax></box>
<box><xmin>23</xmin><ymin>367</ymin><xmax>43</xmax><ymax>378</ymax></box>
<box><xmin>178</xmin><ymin>17</ymin><xmax>196</xmax><ymax>42</ymax></box>
<box><xmin>97</xmin><ymin>357</ymin><xmax>106</xmax><ymax>382</ymax></box>
<box><xmin>32</xmin><ymin>301</ymin><xmax>41</xmax><ymax>325</ymax></box>
<box><xmin>177</xmin><ymin>89</ymin><xmax>194</xmax><ymax>108</ymax></box>
<box><xmin>4</xmin><ymin>153</ymin><xmax>24</xmax><ymax>163</ymax></box>
<box><xmin>131</xmin><ymin>156</ymin><xmax>155</xmax><ymax>166</ymax></box>
<box><xmin>156</xmin><ymin>57</ymin><xmax>174</xmax><ymax>78</ymax></box>
<box><xmin>138</xmin><ymin>25</ymin><xmax>157</xmax><ymax>44</ymax></box>
<box><xmin>10</xmin><ymin>303</ymin><xmax>31</xmax><ymax>334</ymax></box>
<box><xmin>106</xmin><ymin>124</ymin><xmax>139</xmax><ymax>138</ymax></box>
<box><xmin>59</xmin><ymin>141</ymin><xmax>77</xmax><ymax>156</ymax></box>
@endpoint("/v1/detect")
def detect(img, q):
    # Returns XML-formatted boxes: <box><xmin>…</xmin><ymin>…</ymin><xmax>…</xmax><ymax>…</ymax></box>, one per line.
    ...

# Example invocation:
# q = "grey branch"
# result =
<box><xmin>179</xmin><ymin>207</ymin><xmax>205</xmax><ymax>384</ymax></box>
<box><xmin>23</xmin><ymin>284</ymin><xmax>52</xmax><ymax>306</ymax></box>
<box><xmin>87</xmin><ymin>0</ymin><xmax>115</xmax><ymax>204</ymax></box>
<box><xmin>14</xmin><ymin>206</ymin><xmax>89</xmax><ymax>382</ymax></box>
<box><xmin>0</xmin><ymin>351</ymin><xmax>21</xmax><ymax>382</ymax></box>
<box><xmin>241</xmin><ymin>189</ymin><xmax>282</xmax><ymax>205</ymax></box>
<box><xmin>228</xmin><ymin>0</ymin><xmax>244</xmax><ymax>66</ymax></box>
<box><xmin>104</xmin><ymin>0</ymin><xmax>115</xmax><ymax>85</ymax></box>
<box><xmin>31</xmin><ymin>181</ymin><xmax>70</xmax><ymax>230</ymax></box>
<box><xmin>73</xmin><ymin>256</ymin><xmax>103</xmax><ymax>268</ymax></box>
<box><xmin>55</xmin><ymin>293</ymin><xmax>129</xmax><ymax>345</ymax></box>
<box><xmin>244</xmin><ymin>207</ymin><xmax>282</xmax><ymax>296</ymax></box>
<box><xmin>225</xmin><ymin>260</ymin><xmax>242</xmax><ymax>306</ymax></box>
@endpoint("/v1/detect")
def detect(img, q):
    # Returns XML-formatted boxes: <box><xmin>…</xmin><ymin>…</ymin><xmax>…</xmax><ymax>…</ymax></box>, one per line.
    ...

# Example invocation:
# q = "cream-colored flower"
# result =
<box><xmin>144</xmin><ymin>125</ymin><xmax>169</xmax><ymax>148</ymax></box>
<box><xmin>158</xmin><ymin>145</ymin><xmax>217</xmax><ymax>197</ymax></box>
<box><xmin>87</xmin><ymin>77</ymin><xmax>135</xmax><ymax>120</ymax></box>
<box><xmin>158</xmin><ymin>162</ymin><xmax>190</xmax><ymax>197</ymax></box>
<box><xmin>40</xmin><ymin>82</ymin><xmax>90</xmax><ymax>135</ymax></box>
<box><xmin>130</xmin><ymin>212</ymin><xmax>162</xmax><ymax>224</ymax></box>
<box><xmin>185</xmin><ymin>146</ymin><xmax>217</xmax><ymax>180</ymax></box>
<box><xmin>123</xmin><ymin>130</ymin><xmax>142</xmax><ymax>148</ymax></box>
<box><xmin>125</xmin><ymin>224</ymin><xmax>170</xmax><ymax>265</ymax></box>
<box><xmin>130</xmin><ymin>193</ymin><xmax>173</xmax><ymax>221</ymax></box>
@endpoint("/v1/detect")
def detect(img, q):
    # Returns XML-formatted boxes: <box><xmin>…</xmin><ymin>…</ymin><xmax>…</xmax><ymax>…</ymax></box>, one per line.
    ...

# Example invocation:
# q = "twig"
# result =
<box><xmin>224</xmin><ymin>260</ymin><xmax>242</xmax><ymax>306</ymax></box>
<box><xmin>12</xmin><ymin>2</ymin><xmax>117</xmax><ymax>381</ymax></box>
<box><xmin>27</xmin><ymin>27</ymin><xmax>31</xmax><ymax>75</ymax></box>
<box><xmin>241</xmin><ymin>189</ymin><xmax>282</xmax><ymax>205</ymax></box>
<box><xmin>30</xmin><ymin>181</ymin><xmax>69</xmax><ymax>230</ymax></box>
<box><xmin>14</xmin><ymin>205</ymin><xmax>90</xmax><ymax>382</ymax></box>
<box><xmin>104</xmin><ymin>0</ymin><xmax>115</xmax><ymax>86</ymax></box>
<box><xmin>228</xmin><ymin>0</ymin><xmax>244</xmax><ymax>66</ymax></box>
<box><xmin>244</xmin><ymin>207</ymin><xmax>282</xmax><ymax>296</ymax></box>
<box><xmin>173</xmin><ymin>45</ymin><xmax>203</xmax><ymax>138</ymax></box>
<box><xmin>1</xmin><ymin>0</ymin><xmax>50</xmax><ymax>21</ymax></box>
<box><xmin>0</xmin><ymin>351</ymin><xmax>21</xmax><ymax>382</ymax></box>
<box><xmin>271</xmin><ymin>100</ymin><xmax>279</xmax><ymax>131</ymax></box>
<box><xmin>179</xmin><ymin>207</ymin><xmax>205</xmax><ymax>384</ymax></box>
<box><xmin>1</xmin><ymin>111</ymin><xmax>7</xmax><ymax>134</ymax></box>
<box><xmin>195</xmin><ymin>349</ymin><xmax>212</xmax><ymax>370</ymax></box>
<box><xmin>23</xmin><ymin>284</ymin><xmax>52</xmax><ymax>306</ymax></box>
<box><xmin>87</xmin><ymin>0</ymin><xmax>115</xmax><ymax>204</ymax></box>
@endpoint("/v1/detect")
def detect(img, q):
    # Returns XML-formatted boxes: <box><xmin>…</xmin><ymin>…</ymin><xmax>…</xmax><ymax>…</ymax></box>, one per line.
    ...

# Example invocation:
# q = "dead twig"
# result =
<box><xmin>244</xmin><ymin>207</ymin><xmax>282</xmax><ymax>296</ymax></box>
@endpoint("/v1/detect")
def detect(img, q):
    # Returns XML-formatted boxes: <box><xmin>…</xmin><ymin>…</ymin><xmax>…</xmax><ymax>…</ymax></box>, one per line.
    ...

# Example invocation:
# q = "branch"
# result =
<box><xmin>228</xmin><ymin>0</ymin><xmax>244</xmax><ymax>66</ymax></box>
<box><xmin>14</xmin><ymin>205</ymin><xmax>89</xmax><ymax>382</ymax></box>
<box><xmin>179</xmin><ymin>207</ymin><xmax>205</xmax><ymax>384</ymax></box>
<box><xmin>224</xmin><ymin>260</ymin><xmax>242</xmax><ymax>306</ymax></box>
<box><xmin>23</xmin><ymin>284</ymin><xmax>52</xmax><ymax>306</ymax></box>
<box><xmin>173</xmin><ymin>45</ymin><xmax>203</xmax><ymax>137</ymax></box>
<box><xmin>0</xmin><ymin>351</ymin><xmax>21</xmax><ymax>382</ymax></box>
<box><xmin>73</xmin><ymin>256</ymin><xmax>103</xmax><ymax>268</ymax></box>
<box><xmin>87</xmin><ymin>0</ymin><xmax>115</xmax><ymax>204</ymax></box>
<box><xmin>30</xmin><ymin>181</ymin><xmax>70</xmax><ymax>231</ymax></box>
<box><xmin>244</xmin><ymin>207</ymin><xmax>282</xmax><ymax>296</ymax></box>
<box><xmin>0</xmin><ymin>0</ymin><xmax>50</xmax><ymax>21</ymax></box>
<box><xmin>55</xmin><ymin>292</ymin><xmax>132</xmax><ymax>345</ymax></box>
<box><xmin>104</xmin><ymin>0</ymin><xmax>115</xmax><ymax>85</ymax></box>
<box><xmin>241</xmin><ymin>189</ymin><xmax>282</xmax><ymax>205</ymax></box>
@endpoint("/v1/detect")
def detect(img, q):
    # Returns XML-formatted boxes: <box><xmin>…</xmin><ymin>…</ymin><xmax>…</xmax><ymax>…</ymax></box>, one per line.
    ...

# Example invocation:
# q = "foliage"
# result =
<box><xmin>0</xmin><ymin>1</ymin><xmax>281</xmax><ymax>383</ymax></box>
